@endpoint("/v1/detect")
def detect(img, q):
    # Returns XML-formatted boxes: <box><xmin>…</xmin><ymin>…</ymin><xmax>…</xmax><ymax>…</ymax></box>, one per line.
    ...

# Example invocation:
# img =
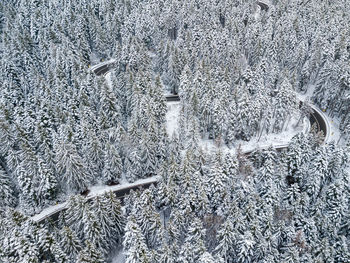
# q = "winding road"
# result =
<box><xmin>30</xmin><ymin>61</ymin><xmax>331</xmax><ymax>224</ymax></box>
<box><xmin>91</xmin><ymin>59</ymin><xmax>116</xmax><ymax>76</ymax></box>
<box><xmin>257</xmin><ymin>0</ymin><xmax>269</xmax><ymax>11</ymax></box>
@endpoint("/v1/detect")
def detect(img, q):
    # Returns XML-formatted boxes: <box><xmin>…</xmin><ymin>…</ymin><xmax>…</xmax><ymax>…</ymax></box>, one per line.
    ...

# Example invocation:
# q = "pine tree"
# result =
<box><xmin>215</xmin><ymin>219</ymin><xmax>236</xmax><ymax>262</ymax></box>
<box><xmin>54</xmin><ymin>129</ymin><xmax>91</xmax><ymax>193</ymax></box>
<box><xmin>64</xmin><ymin>195</ymin><xmax>88</xmax><ymax>239</ymax></box>
<box><xmin>125</xmin><ymin>149</ymin><xmax>142</xmax><ymax>182</ymax></box>
<box><xmin>36</xmin><ymin>157</ymin><xmax>57</xmax><ymax>205</ymax></box>
<box><xmin>123</xmin><ymin>216</ymin><xmax>151</xmax><ymax>263</ymax></box>
<box><xmin>59</xmin><ymin>226</ymin><xmax>82</xmax><ymax>262</ymax></box>
<box><xmin>157</xmin><ymin>242</ymin><xmax>179</xmax><ymax>263</ymax></box>
<box><xmin>101</xmin><ymin>144</ymin><xmax>123</xmax><ymax>185</ymax></box>
<box><xmin>76</xmin><ymin>241</ymin><xmax>105</xmax><ymax>263</ymax></box>
<box><xmin>83</xmin><ymin>209</ymin><xmax>106</xmax><ymax>254</ymax></box>
<box><xmin>165</xmin><ymin>47</ymin><xmax>181</xmax><ymax>95</ymax></box>
<box><xmin>101</xmin><ymin>191</ymin><xmax>124</xmax><ymax>241</ymax></box>
<box><xmin>236</xmin><ymin>231</ymin><xmax>256</xmax><ymax>263</ymax></box>
<box><xmin>206</xmin><ymin>157</ymin><xmax>228</xmax><ymax>212</ymax></box>
<box><xmin>179</xmin><ymin>218</ymin><xmax>206</xmax><ymax>263</ymax></box>
<box><xmin>139</xmin><ymin>131</ymin><xmax>157</xmax><ymax>177</ymax></box>
<box><xmin>0</xmin><ymin>116</ymin><xmax>15</xmax><ymax>156</ymax></box>
<box><xmin>99</xmin><ymin>82</ymin><xmax>121</xmax><ymax>129</ymax></box>
<box><xmin>199</xmin><ymin>252</ymin><xmax>221</xmax><ymax>263</ymax></box>
<box><xmin>90</xmin><ymin>195</ymin><xmax>115</xmax><ymax>250</ymax></box>
<box><xmin>17</xmin><ymin>167</ymin><xmax>37</xmax><ymax>214</ymax></box>
<box><xmin>134</xmin><ymin>196</ymin><xmax>163</xmax><ymax>249</ymax></box>
<box><xmin>16</xmin><ymin>235</ymin><xmax>40</xmax><ymax>263</ymax></box>
<box><xmin>81</xmin><ymin>129</ymin><xmax>104</xmax><ymax>183</ymax></box>
<box><xmin>0</xmin><ymin>167</ymin><xmax>15</xmax><ymax>207</ymax></box>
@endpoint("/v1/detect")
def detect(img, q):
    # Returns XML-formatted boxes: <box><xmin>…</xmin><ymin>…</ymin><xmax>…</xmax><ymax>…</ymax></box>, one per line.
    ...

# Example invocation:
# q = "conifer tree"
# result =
<box><xmin>64</xmin><ymin>195</ymin><xmax>88</xmax><ymax>239</ymax></box>
<box><xmin>101</xmin><ymin>191</ymin><xmax>124</xmax><ymax>241</ymax></box>
<box><xmin>76</xmin><ymin>241</ymin><xmax>105</xmax><ymax>263</ymax></box>
<box><xmin>123</xmin><ymin>216</ymin><xmax>151</xmax><ymax>263</ymax></box>
<box><xmin>206</xmin><ymin>157</ymin><xmax>228</xmax><ymax>212</ymax></box>
<box><xmin>54</xmin><ymin>129</ymin><xmax>91</xmax><ymax>193</ymax></box>
<box><xmin>17</xmin><ymin>167</ymin><xmax>37</xmax><ymax>213</ymax></box>
<box><xmin>215</xmin><ymin>219</ymin><xmax>236</xmax><ymax>262</ymax></box>
<box><xmin>179</xmin><ymin>218</ymin><xmax>206</xmax><ymax>262</ymax></box>
<box><xmin>59</xmin><ymin>226</ymin><xmax>82</xmax><ymax>262</ymax></box>
<box><xmin>101</xmin><ymin>144</ymin><xmax>123</xmax><ymax>185</ymax></box>
<box><xmin>83</xmin><ymin>209</ymin><xmax>106</xmax><ymax>254</ymax></box>
<box><xmin>125</xmin><ymin>149</ymin><xmax>142</xmax><ymax>182</ymax></box>
<box><xmin>0</xmin><ymin>168</ymin><xmax>15</xmax><ymax>207</ymax></box>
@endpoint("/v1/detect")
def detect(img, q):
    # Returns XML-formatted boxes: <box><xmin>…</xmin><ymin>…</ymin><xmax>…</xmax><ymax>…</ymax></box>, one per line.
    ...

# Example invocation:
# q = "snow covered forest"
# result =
<box><xmin>0</xmin><ymin>0</ymin><xmax>349</xmax><ymax>262</ymax></box>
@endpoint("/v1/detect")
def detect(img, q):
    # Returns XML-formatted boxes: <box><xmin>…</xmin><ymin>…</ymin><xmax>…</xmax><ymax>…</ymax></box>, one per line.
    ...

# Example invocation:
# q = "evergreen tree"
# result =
<box><xmin>59</xmin><ymin>226</ymin><xmax>82</xmax><ymax>262</ymax></box>
<box><xmin>17</xmin><ymin>167</ymin><xmax>37</xmax><ymax>213</ymax></box>
<box><xmin>206</xmin><ymin>156</ymin><xmax>228</xmax><ymax>212</ymax></box>
<box><xmin>125</xmin><ymin>149</ymin><xmax>142</xmax><ymax>182</ymax></box>
<box><xmin>101</xmin><ymin>144</ymin><xmax>123</xmax><ymax>185</ymax></box>
<box><xmin>83</xmin><ymin>209</ymin><xmax>106</xmax><ymax>254</ymax></box>
<box><xmin>54</xmin><ymin>129</ymin><xmax>91</xmax><ymax>193</ymax></box>
<box><xmin>215</xmin><ymin>218</ymin><xmax>236</xmax><ymax>262</ymax></box>
<box><xmin>64</xmin><ymin>195</ymin><xmax>88</xmax><ymax>239</ymax></box>
<box><xmin>76</xmin><ymin>241</ymin><xmax>105</xmax><ymax>263</ymax></box>
<box><xmin>101</xmin><ymin>191</ymin><xmax>124</xmax><ymax>241</ymax></box>
<box><xmin>36</xmin><ymin>157</ymin><xmax>57</xmax><ymax>205</ymax></box>
<box><xmin>123</xmin><ymin>216</ymin><xmax>151</xmax><ymax>263</ymax></box>
<box><xmin>179</xmin><ymin>218</ymin><xmax>206</xmax><ymax>263</ymax></box>
<box><xmin>0</xmin><ymin>168</ymin><xmax>15</xmax><ymax>207</ymax></box>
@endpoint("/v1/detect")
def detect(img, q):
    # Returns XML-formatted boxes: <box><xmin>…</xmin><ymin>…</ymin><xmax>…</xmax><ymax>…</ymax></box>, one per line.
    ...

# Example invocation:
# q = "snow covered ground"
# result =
<box><xmin>166</xmin><ymin>101</ymin><xmax>181</xmax><ymax>136</ymax></box>
<box><xmin>165</xmin><ymin>101</ymin><xmax>310</xmax><ymax>156</ymax></box>
<box><xmin>198</xmin><ymin>115</ymin><xmax>310</xmax><ymax>156</ymax></box>
<box><xmin>43</xmin><ymin>66</ymin><xmax>332</xmax><ymax>263</ymax></box>
<box><xmin>105</xmin><ymin>71</ymin><xmax>112</xmax><ymax>85</ymax></box>
<box><xmin>111</xmin><ymin>248</ymin><xmax>125</xmax><ymax>263</ymax></box>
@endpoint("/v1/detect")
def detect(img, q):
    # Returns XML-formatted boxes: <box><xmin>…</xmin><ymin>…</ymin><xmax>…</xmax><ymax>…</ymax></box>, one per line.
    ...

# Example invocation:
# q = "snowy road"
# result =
<box><xmin>31</xmin><ymin>177</ymin><xmax>159</xmax><ymax>223</ymax></box>
<box><xmin>29</xmin><ymin>62</ymin><xmax>331</xmax><ymax>224</ymax></box>
<box><xmin>90</xmin><ymin>59</ymin><xmax>116</xmax><ymax>76</ymax></box>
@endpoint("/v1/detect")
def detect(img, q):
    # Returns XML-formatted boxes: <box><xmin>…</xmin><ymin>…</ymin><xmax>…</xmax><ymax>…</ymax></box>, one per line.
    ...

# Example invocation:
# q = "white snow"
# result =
<box><xmin>163</xmin><ymin>93</ymin><xmax>328</xmax><ymax>156</ymax></box>
<box><xmin>166</xmin><ymin>101</ymin><xmax>181</xmax><ymax>136</ymax></box>
<box><xmin>296</xmin><ymin>84</ymin><xmax>316</xmax><ymax>102</ymax></box>
<box><xmin>90</xmin><ymin>59</ymin><xmax>117</xmax><ymax>71</ymax></box>
<box><xmin>254</xmin><ymin>7</ymin><xmax>261</xmax><ymax>20</ymax></box>
<box><xmin>85</xmin><ymin>176</ymin><xmax>160</xmax><ymax>201</ymax></box>
<box><xmin>111</xmin><ymin>249</ymin><xmax>125</xmax><ymax>263</ymax></box>
<box><xmin>258</xmin><ymin>0</ymin><xmax>271</xmax><ymax>5</ymax></box>
<box><xmin>297</xmin><ymin>88</ymin><xmax>331</xmax><ymax>144</ymax></box>
<box><xmin>105</xmin><ymin>71</ymin><xmax>112</xmax><ymax>86</ymax></box>
<box><xmin>198</xmin><ymin>115</ymin><xmax>309</xmax><ymax>156</ymax></box>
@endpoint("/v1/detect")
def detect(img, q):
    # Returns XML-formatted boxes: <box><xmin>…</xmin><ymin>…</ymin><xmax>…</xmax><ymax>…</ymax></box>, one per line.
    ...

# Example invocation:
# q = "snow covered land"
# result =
<box><xmin>1</xmin><ymin>0</ymin><xmax>350</xmax><ymax>263</ymax></box>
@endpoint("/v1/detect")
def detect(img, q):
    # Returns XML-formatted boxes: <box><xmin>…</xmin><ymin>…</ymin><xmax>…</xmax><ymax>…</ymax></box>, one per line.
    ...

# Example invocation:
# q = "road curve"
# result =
<box><xmin>94</xmin><ymin>65</ymin><xmax>110</xmax><ymax>76</ymax></box>
<box><xmin>30</xmin><ymin>64</ymin><xmax>330</xmax><ymax>224</ymax></box>
<box><xmin>310</xmin><ymin>105</ymin><xmax>330</xmax><ymax>143</ymax></box>
<box><xmin>32</xmin><ymin>97</ymin><xmax>329</xmax><ymax>224</ymax></box>
<box><xmin>90</xmin><ymin>59</ymin><xmax>116</xmax><ymax>76</ymax></box>
<box><xmin>92</xmin><ymin>61</ymin><xmax>182</xmax><ymax>101</ymax></box>
<box><xmin>257</xmin><ymin>0</ymin><xmax>269</xmax><ymax>11</ymax></box>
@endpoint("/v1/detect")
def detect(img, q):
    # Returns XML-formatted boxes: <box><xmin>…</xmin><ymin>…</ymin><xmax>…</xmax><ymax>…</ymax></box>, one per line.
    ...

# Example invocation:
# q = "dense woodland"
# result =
<box><xmin>0</xmin><ymin>0</ymin><xmax>349</xmax><ymax>262</ymax></box>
